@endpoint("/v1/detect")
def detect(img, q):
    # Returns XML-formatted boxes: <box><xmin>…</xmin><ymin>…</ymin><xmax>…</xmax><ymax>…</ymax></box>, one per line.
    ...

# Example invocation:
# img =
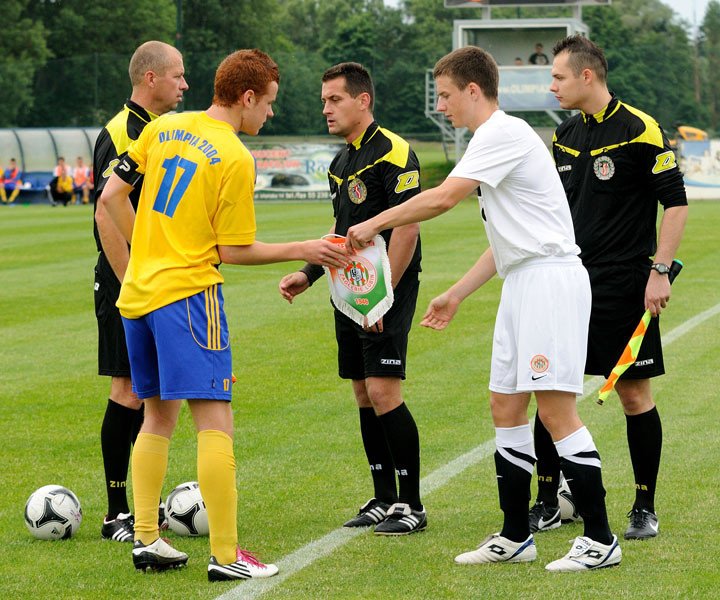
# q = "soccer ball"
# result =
<box><xmin>24</xmin><ymin>485</ymin><xmax>82</xmax><ymax>540</ymax></box>
<box><xmin>557</xmin><ymin>474</ymin><xmax>582</xmax><ymax>523</ymax></box>
<box><xmin>166</xmin><ymin>481</ymin><xmax>209</xmax><ymax>536</ymax></box>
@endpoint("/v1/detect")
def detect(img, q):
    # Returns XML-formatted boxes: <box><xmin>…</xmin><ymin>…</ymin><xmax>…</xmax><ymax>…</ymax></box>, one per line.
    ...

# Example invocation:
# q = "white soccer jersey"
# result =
<box><xmin>449</xmin><ymin>110</ymin><xmax>579</xmax><ymax>278</ymax></box>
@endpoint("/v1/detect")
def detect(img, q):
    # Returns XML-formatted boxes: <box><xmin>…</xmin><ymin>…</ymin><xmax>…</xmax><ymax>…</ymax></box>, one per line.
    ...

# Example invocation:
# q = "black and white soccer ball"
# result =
<box><xmin>557</xmin><ymin>474</ymin><xmax>582</xmax><ymax>523</ymax></box>
<box><xmin>24</xmin><ymin>485</ymin><xmax>82</xmax><ymax>540</ymax></box>
<box><xmin>166</xmin><ymin>481</ymin><xmax>209</xmax><ymax>536</ymax></box>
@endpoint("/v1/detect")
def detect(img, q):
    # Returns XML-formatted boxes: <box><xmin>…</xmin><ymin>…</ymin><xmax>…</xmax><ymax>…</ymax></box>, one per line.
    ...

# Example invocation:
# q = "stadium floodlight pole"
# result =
<box><xmin>597</xmin><ymin>259</ymin><xmax>683</xmax><ymax>405</ymax></box>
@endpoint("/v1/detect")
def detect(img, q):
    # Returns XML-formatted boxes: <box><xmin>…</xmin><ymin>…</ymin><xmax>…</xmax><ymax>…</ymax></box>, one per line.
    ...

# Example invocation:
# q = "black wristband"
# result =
<box><xmin>299</xmin><ymin>263</ymin><xmax>324</xmax><ymax>286</ymax></box>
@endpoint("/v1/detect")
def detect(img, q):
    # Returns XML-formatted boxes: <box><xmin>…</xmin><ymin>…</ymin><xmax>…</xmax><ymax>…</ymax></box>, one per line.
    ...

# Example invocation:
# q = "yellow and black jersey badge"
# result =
<box><xmin>395</xmin><ymin>170</ymin><xmax>420</xmax><ymax>193</ymax></box>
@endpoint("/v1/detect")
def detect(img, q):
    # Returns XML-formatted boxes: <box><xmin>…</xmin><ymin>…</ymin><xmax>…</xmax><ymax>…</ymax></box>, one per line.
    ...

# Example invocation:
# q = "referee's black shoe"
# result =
<box><xmin>373</xmin><ymin>503</ymin><xmax>427</xmax><ymax>535</ymax></box>
<box><xmin>101</xmin><ymin>512</ymin><xmax>134</xmax><ymax>543</ymax></box>
<box><xmin>528</xmin><ymin>500</ymin><xmax>561</xmax><ymax>533</ymax></box>
<box><xmin>343</xmin><ymin>498</ymin><xmax>391</xmax><ymax>528</ymax></box>
<box><xmin>624</xmin><ymin>507</ymin><xmax>659</xmax><ymax>540</ymax></box>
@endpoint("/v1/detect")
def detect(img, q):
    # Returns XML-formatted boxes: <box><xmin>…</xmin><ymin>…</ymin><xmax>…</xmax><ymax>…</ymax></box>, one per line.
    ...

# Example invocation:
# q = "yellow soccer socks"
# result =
<box><xmin>198</xmin><ymin>429</ymin><xmax>238</xmax><ymax>564</ymax></box>
<box><xmin>131</xmin><ymin>433</ymin><xmax>169</xmax><ymax>545</ymax></box>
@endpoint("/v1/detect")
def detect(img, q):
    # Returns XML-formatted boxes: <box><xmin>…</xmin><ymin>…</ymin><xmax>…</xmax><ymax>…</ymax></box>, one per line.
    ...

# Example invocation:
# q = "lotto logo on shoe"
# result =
<box><xmin>380</xmin><ymin>359</ymin><xmax>401</xmax><ymax>365</ymax></box>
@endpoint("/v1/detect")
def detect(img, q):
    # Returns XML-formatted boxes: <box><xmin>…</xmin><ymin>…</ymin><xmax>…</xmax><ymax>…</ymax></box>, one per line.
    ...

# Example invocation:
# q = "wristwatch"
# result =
<box><xmin>651</xmin><ymin>263</ymin><xmax>670</xmax><ymax>275</ymax></box>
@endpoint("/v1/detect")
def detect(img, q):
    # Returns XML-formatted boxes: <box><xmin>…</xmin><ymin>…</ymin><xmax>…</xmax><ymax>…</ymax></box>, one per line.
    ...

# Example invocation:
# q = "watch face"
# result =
<box><xmin>653</xmin><ymin>263</ymin><xmax>670</xmax><ymax>274</ymax></box>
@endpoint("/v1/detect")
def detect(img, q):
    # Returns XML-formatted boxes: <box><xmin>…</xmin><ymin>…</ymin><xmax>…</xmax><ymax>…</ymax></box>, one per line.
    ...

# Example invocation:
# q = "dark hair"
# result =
<box><xmin>322</xmin><ymin>62</ymin><xmax>375</xmax><ymax>111</ymax></box>
<box><xmin>213</xmin><ymin>49</ymin><xmax>280</xmax><ymax>108</ymax></box>
<box><xmin>433</xmin><ymin>46</ymin><xmax>498</xmax><ymax>101</ymax></box>
<box><xmin>552</xmin><ymin>35</ymin><xmax>608</xmax><ymax>82</ymax></box>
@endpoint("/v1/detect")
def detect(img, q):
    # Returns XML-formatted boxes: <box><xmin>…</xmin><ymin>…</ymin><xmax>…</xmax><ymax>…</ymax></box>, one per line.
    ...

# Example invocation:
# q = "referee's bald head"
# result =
<box><xmin>129</xmin><ymin>41</ymin><xmax>182</xmax><ymax>88</ymax></box>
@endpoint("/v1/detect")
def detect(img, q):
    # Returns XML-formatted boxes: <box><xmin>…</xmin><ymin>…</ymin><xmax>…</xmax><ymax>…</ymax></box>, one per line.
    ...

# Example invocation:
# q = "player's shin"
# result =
<box><xmin>533</xmin><ymin>413</ymin><xmax>561</xmax><ymax>505</ymax></box>
<box><xmin>131</xmin><ymin>433</ymin><xmax>169</xmax><ymax>545</ymax></box>
<box><xmin>495</xmin><ymin>425</ymin><xmax>535</xmax><ymax>542</ymax></box>
<box><xmin>198</xmin><ymin>429</ymin><xmax>238</xmax><ymax>564</ymax></box>
<box><xmin>555</xmin><ymin>427</ymin><xmax>613</xmax><ymax>544</ymax></box>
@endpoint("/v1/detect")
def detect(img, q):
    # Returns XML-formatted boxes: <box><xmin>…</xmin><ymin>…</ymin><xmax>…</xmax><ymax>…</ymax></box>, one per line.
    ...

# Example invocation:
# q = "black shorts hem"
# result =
<box><xmin>98</xmin><ymin>369</ymin><xmax>132</xmax><ymax>378</ymax></box>
<box><xmin>338</xmin><ymin>370</ymin><xmax>406</xmax><ymax>381</ymax></box>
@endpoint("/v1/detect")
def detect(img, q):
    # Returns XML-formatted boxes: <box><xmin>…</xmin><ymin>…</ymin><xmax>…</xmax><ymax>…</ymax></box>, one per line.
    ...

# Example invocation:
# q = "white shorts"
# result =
<box><xmin>489</xmin><ymin>256</ymin><xmax>590</xmax><ymax>395</ymax></box>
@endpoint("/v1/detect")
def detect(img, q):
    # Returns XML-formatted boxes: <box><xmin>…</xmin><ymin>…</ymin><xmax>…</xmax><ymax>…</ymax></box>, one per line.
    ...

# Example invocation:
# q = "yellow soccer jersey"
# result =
<box><xmin>116</xmin><ymin>111</ymin><xmax>257</xmax><ymax>318</ymax></box>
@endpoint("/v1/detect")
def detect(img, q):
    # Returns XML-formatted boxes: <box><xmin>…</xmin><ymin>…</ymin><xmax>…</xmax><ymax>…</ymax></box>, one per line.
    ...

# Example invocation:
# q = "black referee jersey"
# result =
<box><xmin>329</xmin><ymin>121</ymin><xmax>422</xmax><ymax>273</ymax></box>
<box><xmin>552</xmin><ymin>94</ymin><xmax>687</xmax><ymax>267</ymax></box>
<box><xmin>93</xmin><ymin>100</ymin><xmax>157</xmax><ymax>252</ymax></box>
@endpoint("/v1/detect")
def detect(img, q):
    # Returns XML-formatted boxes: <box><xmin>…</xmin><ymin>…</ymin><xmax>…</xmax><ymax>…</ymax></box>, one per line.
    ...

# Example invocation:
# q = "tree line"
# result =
<box><xmin>1</xmin><ymin>0</ymin><xmax>719</xmax><ymax>134</ymax></box>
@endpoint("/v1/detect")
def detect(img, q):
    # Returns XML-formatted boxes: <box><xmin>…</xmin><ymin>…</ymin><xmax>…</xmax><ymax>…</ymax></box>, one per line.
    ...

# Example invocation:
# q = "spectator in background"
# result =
<box><xmin>514</xmin><ymin>57</ymin><xmax>523</xmax><ymax>66</ymax></box>
<box><xmin>528</xmin><ymin>43</ymin><xmax>549</xmax><ymax>66</ymax></box>
<box><xmin>53</xmin><ymin>156</ymin><xmax>68</xmax><ymax>178</ymax></box>
<box><xmin>50</xmin><ymin>165</ymin><xmax>74</xmax><ymax>206</ymax></box>
<box><xmin>1</xmin><ymin>158</ymin><xmax>23</xmax><ymax>204</ymax></box>
<box><xmin>73</xmin><ymin>156</ymin><xmax>93</xmax><ymax>204</ymax></box>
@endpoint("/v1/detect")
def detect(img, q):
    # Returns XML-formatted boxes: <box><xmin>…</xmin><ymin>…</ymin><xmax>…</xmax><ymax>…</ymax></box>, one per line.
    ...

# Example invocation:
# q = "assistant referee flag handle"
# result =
<box><xmin>597</xmin><ymin>259</ymin><xmax>684</xmax><ymax>405</ymax></box>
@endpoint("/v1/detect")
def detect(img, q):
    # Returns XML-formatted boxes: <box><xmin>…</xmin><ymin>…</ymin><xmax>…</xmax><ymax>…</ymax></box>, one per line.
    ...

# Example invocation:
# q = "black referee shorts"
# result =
<box><xmin>94</xmin><ymin>252</ymin><xmax>131</xmax><ymax>378</ymax></box>
<box><xmin>585</xmin><ymin>262</ymin><xmax>664</xmax><ymax>380</ymax></box>
<box><xmin>335</xmin><ymin>272</ymin><xmax>419</xmax><ymax>381</ymax></box>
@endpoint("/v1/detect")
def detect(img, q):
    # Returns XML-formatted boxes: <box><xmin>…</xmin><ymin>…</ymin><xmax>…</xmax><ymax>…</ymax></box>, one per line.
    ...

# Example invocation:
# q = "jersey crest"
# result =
<box><xmin>348</xmin><ymin>177</ymin><xmax>367</xmax><ymax>204</ymax></box>
<box><xmin>593</xmin><ymin>155</ymin><xmax>615</xmax><ymax>180</ymax></box>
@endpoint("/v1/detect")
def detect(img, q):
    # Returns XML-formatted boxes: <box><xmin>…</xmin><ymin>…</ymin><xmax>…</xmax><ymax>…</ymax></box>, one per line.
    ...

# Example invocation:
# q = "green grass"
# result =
<box><xmin>1</xmin><ymin>201</ymin><xmax>719</xmax><ymax>599</ymax></box>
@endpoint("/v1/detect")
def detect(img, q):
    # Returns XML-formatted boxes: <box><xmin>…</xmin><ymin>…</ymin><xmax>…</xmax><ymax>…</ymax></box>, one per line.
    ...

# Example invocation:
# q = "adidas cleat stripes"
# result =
<box><xmin>373</xmin><ymin>503</ymin><xmax>427</xmax><ymax>535</ymax></box>
<box><xmin>208</xmin><ymin>548</ymin><xmax>278</xmax><ymax>582</ymax></box>
<box><xmin>343</xmin><ymin>498</ymin><xmax>391</xmax><ymax>528</ymax></box>
<box><xmin>101</xmin><ymin>513</ymin><xmax>134</xmax><ymax>543</ymax></box>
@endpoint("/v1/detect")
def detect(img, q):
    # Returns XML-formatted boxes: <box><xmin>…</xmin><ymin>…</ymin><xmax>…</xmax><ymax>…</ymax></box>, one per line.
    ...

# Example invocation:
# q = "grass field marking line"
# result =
<box><xmin>662</xmin><ymin>303</ymin><xmax>720</xmax><ymax>344</ymax></box>
<box><xmin>214</xmin><ymin>303</ymin><xmax>719</xmax><ymax>600</ymax></box>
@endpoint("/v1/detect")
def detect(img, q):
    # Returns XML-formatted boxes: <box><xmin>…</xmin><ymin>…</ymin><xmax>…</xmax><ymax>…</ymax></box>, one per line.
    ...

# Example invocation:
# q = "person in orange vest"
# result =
<box><xmin>73</xmin><ymin>156</ymin><xmax>93</xmax><ymax>204</ymax></box>
<box><xmin>1</xmin><ymin>158</ymin><xmax>23</xmax><ymax>204</ymax></box>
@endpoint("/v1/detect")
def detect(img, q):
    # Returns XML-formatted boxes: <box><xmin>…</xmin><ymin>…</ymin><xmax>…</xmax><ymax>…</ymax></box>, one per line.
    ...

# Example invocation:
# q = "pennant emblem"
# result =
<box><xmin>323</xmin><ymin>235</ymin><xmax>393</xmax><ymax>327</ymax></box>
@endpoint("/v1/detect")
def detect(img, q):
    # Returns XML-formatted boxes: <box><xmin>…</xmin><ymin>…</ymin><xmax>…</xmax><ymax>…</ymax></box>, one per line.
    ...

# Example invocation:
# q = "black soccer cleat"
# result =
<box><xmin>624</xmin><ymin>507</ymin><xmax>659</xmax><ymax>540</ymax></box>
<box><xmin>132</xmin><ymin>538</ymin><xmax>188</xmax><ymax>572</ymax></box>
<box><xmin>373</xmin><ymin>503</ymin><xmax>427</xmax><ymax>535</ymax></box>
<box><xmin>343</xmin><ymin>498</ymin><xmax>391</xmax><ymax>528</ymax></box>
<box><xmin>102</xmin><ymin>512</ymin><xmax>135</xmax><ymax>542</ymax></box>
<box><xmin>528</xmin><ymin>500</ymin><xmax>561</xmax><ymax>533</ymax></box>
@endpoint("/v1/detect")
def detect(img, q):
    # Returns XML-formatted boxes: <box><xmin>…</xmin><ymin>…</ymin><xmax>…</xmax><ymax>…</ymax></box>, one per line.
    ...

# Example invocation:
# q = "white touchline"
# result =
<box><xmin>216</xmin><ymin>301</ymin><xmax>720</xmax><ymax>600</ymax></box>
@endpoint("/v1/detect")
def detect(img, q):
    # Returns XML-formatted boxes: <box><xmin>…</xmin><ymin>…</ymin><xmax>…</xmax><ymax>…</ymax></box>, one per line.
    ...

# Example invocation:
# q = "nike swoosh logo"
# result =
<box><xmin>531</xmin><ymin>374</ymin><xmax>547</xmax><ymax>380</ymax></box>
<box><xmin>649</xmin><ymin>521</ymin><xmax>659</xmax><ymax>532</ymax></box>
<box><xmin>538</xmin><ymin>515</ymin><xmax>557</xmax><ymax>528</ymax></box>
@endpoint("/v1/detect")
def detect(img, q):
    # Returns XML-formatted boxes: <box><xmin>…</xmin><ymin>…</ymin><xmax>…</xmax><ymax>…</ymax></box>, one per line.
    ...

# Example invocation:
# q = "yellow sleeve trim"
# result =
<box><xmin>216</xmin><ymin>233</ymin><xmax>256</xmax><ymax>245</ymax></box>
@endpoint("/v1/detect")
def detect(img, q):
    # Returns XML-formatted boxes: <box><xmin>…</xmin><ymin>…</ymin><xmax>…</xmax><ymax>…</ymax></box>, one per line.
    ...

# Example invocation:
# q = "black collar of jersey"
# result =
<box><xmin>581</xmin><ymin>93</ymin><xmax>620</xmax><ymax>126</ymax></box>
<box><xmin>125</xmin><ymin>99</ymin><xmax>154</xmax><ymax>125</ymax></box>
<box><xmin>348</xmin><ymin>121</ymin><xmax>380</xmax><ymax>152</ymax></box>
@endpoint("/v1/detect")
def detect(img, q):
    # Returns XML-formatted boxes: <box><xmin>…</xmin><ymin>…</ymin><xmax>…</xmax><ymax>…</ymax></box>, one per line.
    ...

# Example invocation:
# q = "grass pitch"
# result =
<box><xmin>0</xmin><ymin>201</ymin><xmax>719</xmax><ymax>599</ymax></box>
